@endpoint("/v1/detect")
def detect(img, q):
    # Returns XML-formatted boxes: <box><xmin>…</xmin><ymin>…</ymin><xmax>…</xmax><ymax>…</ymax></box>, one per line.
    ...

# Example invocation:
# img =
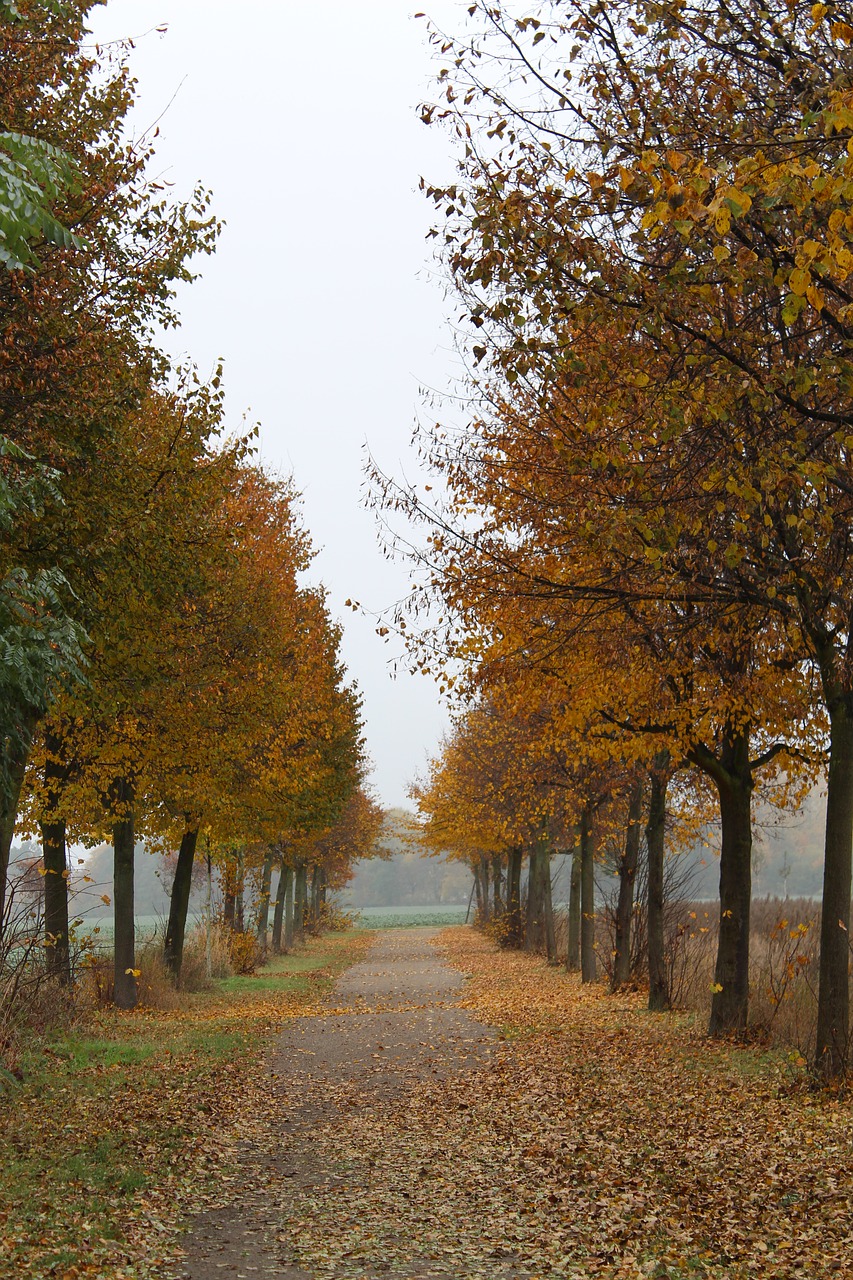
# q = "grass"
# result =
<box><xmin>218</xmin><ymin>949</ymin><xmax>333</xmax><ymax>994</ymax></box>
<box><xmin>352</xmin><ymin>906</ymin><xmax>469</xmax><ymax>929</ymax></box>
<box><xmin>0</xmin><ymin>928</ymin><xmax>372</xmax><ymax>1280</ymax></box>
<box><xmin>29</xmin><ymin>1034</ymin><xmax>160</xmax><ymax>1071</ymax></box>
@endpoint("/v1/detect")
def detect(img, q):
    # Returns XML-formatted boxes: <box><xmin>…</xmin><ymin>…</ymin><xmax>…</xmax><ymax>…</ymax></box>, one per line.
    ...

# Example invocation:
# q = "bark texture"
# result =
<box><xmin>271</xmin><ymin>857</ymin><xmax>287</xmax><ymax>953</ymax></box>
<box><xmin>164</xmin><ymin>826</ymin><xmax>200</xmax><ymax>981</ymax></box>
<box><xmin>503</xmin><ymin>847</ymin><xmax>523</xmax><ymax>948</ymax></box>
<box><xmin>612</xmin><ymin>777</ymin><xmax>643</xmax><ymax>991</ymax></box>
<box><xmin>707</xmin><ymin>732</ymin><xmax>754</xmax><ymax>1039</ymax></box>
<box><xmin>815</xmin><ymin>696</ymin><xmax>853</xmax><ymax>1076</ymax></box>
<box><xmin>580</xmin><ymin>809</ymin><xmax>596</xmax><ymax>983</ymax></box>
<box><xmin>646</xmin><ymin>757</ymin><xmax>670</xmax><ymax>1012</ymax></box>
<box><xmin>256</xmin><ymin>849</ymin><xmax>275</xmax><ymax>947</ymax></box>
<box><xmin>525</xmin><ymin>842</ymin><xmax>545</xmax><ymax>953</ymax></box>
<box><xmin>112</xmin><ymin>777</ymin><xmax>136</xmax><ymax>1010</ymax></box>
<box><xmin>283</xmin><ymin>865</ymin><xmax>295</xmax><ymax>951</ymax></box>
<box><xmin>567</xmin><ymin>849</ymin><xmax>581</xmax><ymax>972</ymax></box>
<box><xmin>293</xmin><ymin>860</ymin><xmax>307</xmax><ymax>945</ymax></box>
<box><xmin>491</xmin><ymin>853</ymin><xmax>504</xmax><ymax>917</ymax></box>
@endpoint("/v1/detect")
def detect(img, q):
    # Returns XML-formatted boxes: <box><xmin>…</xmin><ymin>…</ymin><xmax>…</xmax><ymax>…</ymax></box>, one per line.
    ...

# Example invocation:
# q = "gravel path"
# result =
<box><xmin>179</xmin><ymin>929</ymin><xmax>496</xmax><ymax>1279</ymax></box>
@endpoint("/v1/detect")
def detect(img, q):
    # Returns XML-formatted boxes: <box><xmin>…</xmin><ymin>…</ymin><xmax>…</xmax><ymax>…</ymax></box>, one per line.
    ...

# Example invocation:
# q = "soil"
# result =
<box><xmin>177</xmin><ymin>928</ymin><xmax>498</xmax><ymax>1279</ymax></box>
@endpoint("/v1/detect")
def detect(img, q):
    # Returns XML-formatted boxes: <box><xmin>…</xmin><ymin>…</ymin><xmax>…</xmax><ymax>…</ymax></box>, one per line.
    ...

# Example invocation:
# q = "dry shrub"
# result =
<box><xmin>135</xmin><ymin>940</ymin><xmax>186</xmax><ymax>1011</ymax></box>
<box><xmin>0</xmin><ymin>883</ymin><xmax>77</xmax><ymax>1073</ymax></box>
<box><xmin>552</xmin><ymin>887</ymin><xmax>840</xmax><ymax>1058</ymax></box>
<box><xmin>228</xmin><ymin>928</ymin><xmax>257</xmax><ymax>975</ymax></box>
<box><xmin>320</xmin><ymin>903</ymin><xmax>358</xmax><ymax>933</ymax></box>
<box><xmin>1</xmin><ymin>974</ymin><xmax>75</xmax><ymax>1079</ymax></box>
<box><xmin>77</xmin><ymin>954</ymin><xmax>113</xmax><ymax>1008</ymax></box>
<box><xmin>644</xmin><ymin>896</ymin><xmax>825</xmax><ymax>1057</ymax></box>
<box><xmin>76</xmin><ymin>940</ymin><xmax>185</xmax><ymax>1012</ymax></box>
<box><xmin>175</xmin><ymin>920</ymin><xmax>234</xmax><ymax>989</ymax></box>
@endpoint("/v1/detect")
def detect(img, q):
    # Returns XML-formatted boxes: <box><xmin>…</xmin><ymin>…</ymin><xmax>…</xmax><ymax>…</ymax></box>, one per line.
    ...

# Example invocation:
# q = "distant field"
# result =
<box><xmin>71</xmin><ymin>907</ymin><xmax>470</xmax><ymax>947</ymax></box>
<box><xmin>72</xmin><ymin>914</ymin><xmax>165</xmax><ymax>952</ymax></box>
<box><xmin>349</xmin><ymin>905</ymin><xmax>469</xmax><ymax>929</ymax></box>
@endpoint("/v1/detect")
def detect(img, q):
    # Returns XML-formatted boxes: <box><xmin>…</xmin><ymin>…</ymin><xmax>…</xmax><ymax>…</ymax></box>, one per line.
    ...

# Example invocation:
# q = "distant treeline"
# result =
<box><xmin>337</xmin><ymin>850</ymin><xmax>471</xmax><ymax>909</ymax></box>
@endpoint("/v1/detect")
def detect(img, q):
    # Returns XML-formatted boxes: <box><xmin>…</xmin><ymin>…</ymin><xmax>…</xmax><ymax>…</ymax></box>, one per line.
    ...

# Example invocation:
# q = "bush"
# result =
<box><xmin>228</xmin><ymin>928</ymin><xmax>257</xmax><ymax>975</ymax></box>
<box><xmin>319</xmin><ymin>903</ymin><xmax>358</xmax><ymax>932</ymax></box>
<box><xmin>0</xmin><ymin>875</ymin><xmax>76</xmax><ymax>1073</ymax></box>
<box><xmin>180</xmin><ymin>921</ymin><xmax>233</xmax><ymax>987</ymax></box>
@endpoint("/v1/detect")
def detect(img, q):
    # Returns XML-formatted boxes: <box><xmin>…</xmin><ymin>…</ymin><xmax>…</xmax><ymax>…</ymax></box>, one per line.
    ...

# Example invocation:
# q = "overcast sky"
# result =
<box><xmin>87</xmin><ymin>2</ymin><xmax>470</xmax><ymax>810</ymax></box>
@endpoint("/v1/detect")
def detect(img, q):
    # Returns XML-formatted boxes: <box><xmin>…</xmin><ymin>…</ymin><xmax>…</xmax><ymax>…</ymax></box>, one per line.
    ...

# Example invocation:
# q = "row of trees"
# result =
<box><xmin>0</xmin><ymin>3</ymin><xmax>375</xmax><ymax>1009</ymax></box>
<box><xmin>383</xmin><ymin>0</ymin><xmax>853</xmax><ymax>1078</ymax></box>
<box><xmin>413</xmin><ymin>691</ymin><xmax>694</xmax><ymax>999</ymax></box>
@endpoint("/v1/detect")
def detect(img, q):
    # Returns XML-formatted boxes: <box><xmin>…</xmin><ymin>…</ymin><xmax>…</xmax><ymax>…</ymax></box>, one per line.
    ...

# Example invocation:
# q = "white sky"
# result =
<box><xmin>87</xmin><ymin>1</ymin><xmax>470</xmax><ymax>810</ymax></box>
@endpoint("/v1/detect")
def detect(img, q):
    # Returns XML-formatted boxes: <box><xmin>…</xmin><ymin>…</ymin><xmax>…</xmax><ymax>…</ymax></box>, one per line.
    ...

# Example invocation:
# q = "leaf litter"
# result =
<box><xmin>251</xmin><ymin>927</ymin><xmax>853</xmax><ymax>1279</ymax></box>
<box><xmin>5</xmin><ymin>925</ymin><xmax>852</xmax><ymax>1279</ymax></box>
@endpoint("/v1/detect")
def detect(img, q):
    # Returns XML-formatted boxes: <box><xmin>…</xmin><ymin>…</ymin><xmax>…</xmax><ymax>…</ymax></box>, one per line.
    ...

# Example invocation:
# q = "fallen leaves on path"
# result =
<box><xmin>271</xmin><ymin>928</ymin><xmax>853</xmax><ymax>1279</ymax></box>
<box><xmin>0</xmin><ymin>930</ymin><xmax>373</xmax><ymax>1280</ymax></box>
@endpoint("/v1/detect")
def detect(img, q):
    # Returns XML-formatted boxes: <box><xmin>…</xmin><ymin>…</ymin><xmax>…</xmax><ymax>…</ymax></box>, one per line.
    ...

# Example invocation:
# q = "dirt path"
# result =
<box><xmin>178</xmin><ymin>928</ymin><xmax>501</xmax><ymax>1279</ymax></box>
<box><xmin>169</xmin><ymin>925</ymin><xmax>853</xmax><ymax>1280</ymax></box>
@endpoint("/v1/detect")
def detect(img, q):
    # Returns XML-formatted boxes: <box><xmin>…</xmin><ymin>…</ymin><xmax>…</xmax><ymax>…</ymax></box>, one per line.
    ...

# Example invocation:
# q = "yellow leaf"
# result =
<box><xmin>831</xmin><ymin>19</ymin><xmax>853</xmax><ymax>40</ymax></box>
<box><xmin>789</xmin><ymin>267</ymin><xmax>810</xmax><ymax>296</ymax></box>
<box><xmin>806</xmin><ymin>283</ymin><xmax>824</xmax><ymax>311</ymax></box>
<box><xmin>714</xmin><ymin>206</ymin><xmax>731</xmax><ymax>234</ymax></box>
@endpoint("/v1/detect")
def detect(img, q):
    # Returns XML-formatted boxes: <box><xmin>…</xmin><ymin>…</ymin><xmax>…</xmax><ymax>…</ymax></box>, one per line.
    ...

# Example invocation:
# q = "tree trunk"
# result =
<box><xmin>40</xmin><ymin>728</ymin><xmax>70</xmax><ymax>984</ymax></box>
<box><xmin>542</xmin><ymin>845</ymin><xmax>557</xmax><ymax>963</ymax></box>
<box><xmin>293</xmin><ymin>860</ymin><xmax>307</xmax><ymax>945</ymax></box>
<box><xmin>0</xmin><ymin>730</ymin><xmax>32</xmax><ymax>935</ymax></box>
<box><xmin>479</xmin><ymin>855</ymin><xmax>491</xmax><ymax>923</ymax></box>
<box><xmin>815</xmin><ymin>695</ymin><xmax>853</xmax><ymax>1077</ymax></box>
<box><xmin>503</xmin><ymin>847</ymin><xmax>523</xmax><ymax>947</ymax></box>
<box><xmin>112</xmin><ymin>777</ymin><xmax>136</xmax><ymax>1010</ymax></box>
<box><xmin>284</xmin><ymin>864</ymin><xmax>295</xmax><ymax>951</ymax></box>
<box><xmin>708</xmin><ymin>732</ymin><xmax>754</xmax><ymax>1038</ymax></box>
<box><xmin>491</xmin><ymin>853</ymin><xmax>504</xmax><ymax>917</ymax></box>
<box><xmin>525</xmin><ymin>843</ymin><xmax>545</xmax><ymax>953</ymax></box>
<box><xmin>646</xmin><ymin>756</ymin><xmax>669</xmax><ymax>1012</ymax></box>
<box><xmin>41</xmin><ymin>815</ymin><xmax>70</xmax><ymax>984</ymax></box>
<box><xmin>472</xmin><ymin>862</ymin><xmax>483</xmax><ymax>921</ymax></box>
<box><xmin>580</xmin><ymin>807</ymin><xmax>596</xmax><ymax>983</ymax></box>
<box><xmin>612</xmin><ymin>777</ymin><xmax>643</xmax><ymax>991</ymax></box>
<box><xmin>235</xmin><ymin>851</ymin><xmax>245</xmax><ymax>932</ymax></box>
<box><xmin>567</xmin><ymin>848</ymin><xmax>581</xmax><ymax>971</ymax></box>
<box><xmin>309</xmin><ymin>864</ymin><xmax>321</xmax><ymax>932</ymax></box>
<box><xmin>204</xmin><ymin>845</ymin><xmax>212</xmax><ymax>979</ymax></box>
<box><xmin>257</xmin><ymin>848</ymin><xmax>274</xmax><ymax>948</ymax></box>
<box><xmin>271</xmin><ymin>856</ymin><xmax>287</xmax><ymax>953</ymax></box>
<box><xmin>164</xmin><ymin>826</ymin><xmax>199</xmax><ymax>982</ymax></box>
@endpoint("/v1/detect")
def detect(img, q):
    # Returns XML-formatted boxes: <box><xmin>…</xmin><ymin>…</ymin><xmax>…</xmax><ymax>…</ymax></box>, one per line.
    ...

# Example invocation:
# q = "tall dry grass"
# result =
<box><xmin>581</xmin><ymin>893</ymin><xmax>842</xmax><ymax>1058</ymax></box>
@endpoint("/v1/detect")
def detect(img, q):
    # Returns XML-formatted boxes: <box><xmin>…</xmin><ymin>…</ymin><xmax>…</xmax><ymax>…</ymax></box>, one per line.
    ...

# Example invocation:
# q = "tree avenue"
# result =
<box><xmin>374</xmin><ymin>0</ymin><xmax>853</xmax><ymax>1077</ymax></box>
<box><xmin>0</xmin><ymin>3</ymin><xmax>375</xmax><ymax>1015</ymax></box>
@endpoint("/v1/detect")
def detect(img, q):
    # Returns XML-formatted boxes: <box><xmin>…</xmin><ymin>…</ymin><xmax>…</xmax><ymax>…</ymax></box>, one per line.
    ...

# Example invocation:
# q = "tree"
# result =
<box><xmin>24</xmin><ymin>382</ymin><xmax>238</xmax><ymax>1003</ymax></box>
<box><xmin>387</xmin><ymin>0</ymin><xmax>846</xmax><ymax>1062</ymax></box>
<box><xmin>0</xmin><ymin>0</ymin><xmax>219</xmax><ymax>937</ymax></box>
